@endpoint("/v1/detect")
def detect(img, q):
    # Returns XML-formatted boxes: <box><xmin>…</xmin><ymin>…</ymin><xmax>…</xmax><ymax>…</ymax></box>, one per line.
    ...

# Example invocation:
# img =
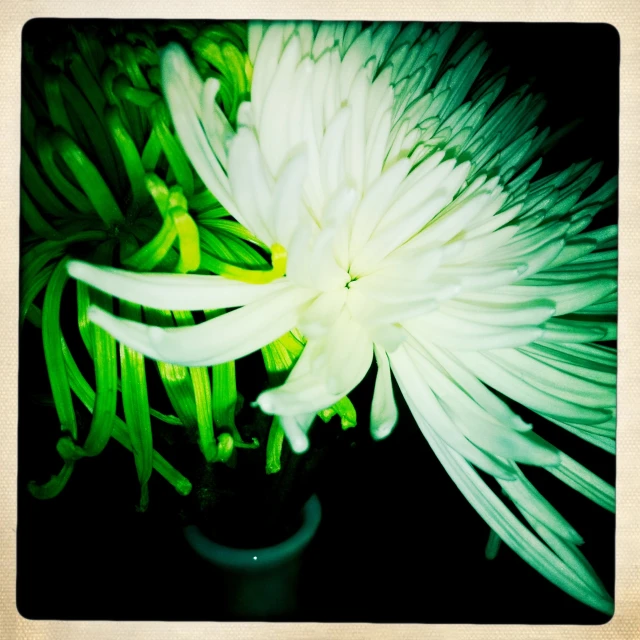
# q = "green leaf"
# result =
<box><xmin>266</xmin><ymin>417</ymin><xmax>285</xmax><ymax>475</ymax></box>
<box><xmin>143</xmin><ymin>307</ymin><xmax>199</xmax><ymax>428</ymax></box>
<box><xmin>28</xmin><ymin>460</ymin><xmax>75</xmax><ymax>499</ymax></box>
<box><xmin>61</xmin><ymin>339</ymin><xmax>191</xmax><ymax>495</ymax></box>
<box><xmin>20</xmin><ymin>260</ymin><xmax>56</xmax><ymax>328</ymax></box>
<box><xmin>124</xmin><ymin>214</ymin><xmax>177</xmax><ymax>271</ymax></box>
<box><xmin>51</xmin><ymin>131</ymin><xmax>124</xmax><ymax>226</ymax></box>
<box><xmin>150</xmin><ymin>102</ymin><xmax>194</xmax><ymax>196</ymax></box>
<box><xmin>58</xmin><ymin>74</ymin><xmax>123</xmax><ymax>191</ymax></box>
<box><xmin>69</xmin><ymin>51</ymin><xmax>107</xmax><ymax>117</ymax></box>
<box><xmin>42</xmin><ymin>258</ymin><xmax>77</xmax><ymax>439</ymax></box>
<box><xmin>44</xmin><ymin>72</ymin><xmax>74</xmax><ymax>135</ymax></box>
<box><xmin>261</xmin><ymin>332</ymin><xmax>305</xmax><ymax>385</ymax></box>
<box><xmin>169</xmin><ymin>189</ymin><xmax>200</xmax><ymax>273</ymax></box>
<box><xmin>20</xmin><ymin>188</ymin><xmax>63</xmax><ymax>240</ymax></box>
<box><xmin>74</xmin><ymin>243</ymin><xmax>118</xmax><ymax>457</ymax></box>
<box><xmin>35</xmin><ymin>131</ymin><xmax>93</xmax><ymax>213</ymax></box>
<box><xmin>318</xmin><ymin>396</ymin><xmax>358</xmax><ymax>430</ymax></box>
<box><xmin>141</xmin><ymin>128</ymin><xmax>163</xmax><ymax>172</ymax></box>
<box><xmin>105</xmin><ymin>106</ymin><xmax>147</xmax><ymax>208</ymax></box>
<box><xmin>119</xmin><ymin>300</ymin><xmax>153</xmax><ymax>511</ymax></box>
<box><xmin>173</xmin><ymin>310</ymin><xmax>217</xmax><ymax>462</ymax></box>
<box><xmin>21</xmin><ymin>147</ymin><xmax>67</xmax><ymax>218</ymax></box>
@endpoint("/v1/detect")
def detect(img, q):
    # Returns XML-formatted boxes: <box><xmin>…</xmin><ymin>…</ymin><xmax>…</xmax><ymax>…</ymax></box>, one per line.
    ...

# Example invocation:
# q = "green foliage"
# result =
<box><xmin>21</xmin><ymin>21</ymin><xmax>262</xmax><ymax>506</ymax></box>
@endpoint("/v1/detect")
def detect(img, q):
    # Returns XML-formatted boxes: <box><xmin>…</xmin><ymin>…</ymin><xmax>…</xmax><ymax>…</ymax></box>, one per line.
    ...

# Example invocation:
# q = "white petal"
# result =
<box><xmin>279</xmin><ymin>412</ymin><xmax>317</xmax><ymax>453</ymax></box>
<box><xmin>259</xmin><ymin>34</ymin><xmax>303</xmax><ymax>176</ymax></box>
<box><xmin>457</xmin><ymin>350</ymin><xmax>613</xmax><ymax>426</ymax></box>
<box><xmin>200</xmin><ymin>78</ymin><xmax>234</xmax><ymax>165</ymax></box>
<box><xmin>390</xmin><ymin>346</ymin><xmax>516</xmax><ymax>479</ymax></box>
<box><xmin>348</xmin><ymin>158</ymin><xmax>411</xmax><ymax>257</ymax></box>
<box><xmin>87</xmin><ymin>285</ymin><xmax>316</xmax><ymax>367</ymax></box>
<box><xmin>227</xmin><ymin>128</ymin><xmax>276</xmax><ymax>244</ymax></box>
<box><xmin>298</xmin><ymin>290</ymin><xmax>347</xmax><ymax>338</ymax></box>
<box><xmin>257</xmin><ymin>320</ymin><xmax>372</xmax><ymax>415</ymax></box>
<box><xmin>160</xmin><ymin>44</ymin><xmax>235</xmax><ymax>212</ymax></box>
<box><xmin>370</xmin><ymin>344</ymin><xmax>398</xmax><ymax>440</ymax></box>
<box><xmin>320</xmin><ymin>107</ymin><xmax>351</xmax><ymax>201</ymax></box>
<box><xmin>324</xmin><ymin>310</ymin><xmax>374</xmax><ymax>395</ymax></box>
<box><xmin>424</xmin><ymin>431</ymin><xmax>613</xmax><ymax>613</ymax></box>
<box><xmin>270</xmin><ymin>147</ymin><xmax>309</xmax><ymax>247</ymax></box>
<box><xmin>441</xmin><ymin>298</ymin><xmax>556</xmax><ymax>327</ymax></box>
<box><xmin>67</xmin><ymin>260</ymin><xmax>287</xmax><ymax>310</ymax></box>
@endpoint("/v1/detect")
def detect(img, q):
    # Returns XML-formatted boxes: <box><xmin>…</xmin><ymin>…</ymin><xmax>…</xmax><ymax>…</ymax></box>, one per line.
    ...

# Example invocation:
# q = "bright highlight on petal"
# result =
<box><xmin>67</xmin><ymin>21</ymin><xmax>617</xmax><ymax>614</ymax></box>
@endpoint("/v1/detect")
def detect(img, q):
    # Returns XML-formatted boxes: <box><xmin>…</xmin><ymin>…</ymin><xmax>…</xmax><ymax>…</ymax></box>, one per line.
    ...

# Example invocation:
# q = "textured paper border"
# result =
<box><xmin>2</xmin><ymin>1</ymin><xmax>638</xmax><ymax>638</ymax></box>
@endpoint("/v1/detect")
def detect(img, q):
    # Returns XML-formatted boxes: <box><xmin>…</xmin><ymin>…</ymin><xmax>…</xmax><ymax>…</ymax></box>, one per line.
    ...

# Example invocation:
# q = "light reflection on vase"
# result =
<box><xmin>184</xmin><ymin>494</ymin><xmax>322</xmax><ymax>619</ymax></box>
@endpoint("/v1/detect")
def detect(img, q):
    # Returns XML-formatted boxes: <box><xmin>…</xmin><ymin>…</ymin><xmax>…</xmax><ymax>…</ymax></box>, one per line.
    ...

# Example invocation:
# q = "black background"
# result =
<box><xmin>18</xmin><ymin>21</ymin><xmax>619</xmax><ymax>624</ymax></box>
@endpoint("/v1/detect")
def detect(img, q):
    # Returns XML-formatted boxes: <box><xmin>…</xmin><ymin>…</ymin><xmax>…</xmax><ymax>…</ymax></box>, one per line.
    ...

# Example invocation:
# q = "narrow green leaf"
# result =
<box><xmin>51</xmin><ymin>131</ymin><xmax>124</xmax><ymax>226</ymax></box>
<box><xmin>76</xmin><ymin>280</ymin><xmax>94</xmax><ymax>357</ymax></box>
<box><xmin>28</xmin><ymin>460</ymin><xmax>75</xmax><ymax>499</ymax></box>
<box><xmin>20</xmin><ymin>188</ymin><xmax>62</xmax><ymax>240</ymax></box>
<box><xmin>485</xmin><ymin>528</ymin><xmax>502</xmax><ymax>560</ymax></box>
<box><xmin>69</xmin><ymin>51</ymin><xmax>107</xmax><ymax>116</ymax></box>
<box><xmin>173</xmin><ymin>310</ymin><xmax>217</xmax><ymax>462</ymax></box>
<box><xmin>74</xmin><ymin>242</ymin><xmax>118</xmax><ymax>457</ymax></box>
<box><xmin>59</xmin><ymin>75</ymin><xmax>123</xmax><ymax>191</ymax></box>
<box><xmin>20</xmin><ymin>260</ymin><xmax>56</xmax><ymax>329</ymax></box>
<box><xmin>36</xmin><ymin>131</ymin><xmax>93</xmax><ymax>213</ymax></box>
<box><xmin>169</xmin><ymin>190</ymin><xmax>200</xmax><ymax>273</ymax></box>
<box><xmin>266</xmin><ymin>417</ymin><xmax>285</xmax><ymax>475</ymax></box>
<box><xmin>119</xmin><ymin>300</ymin><xmax>153</xmax><ymax>511</ymax></box>
<box><xmin>143</xmin><ymin>307</ymin><xmax>199</xmax><ymax>428</ymax></box>
<box><xmin>318</xmin><ymin>396</ymin><xmax>358</xmax><ymax>430</ymax></box>
<box><xmin>261</xmin><ymin>332</ymin><xmax>305</xmax><ymax>385</ymax></box>
<box><xmin>150</xmin><ymin>102</ymin><xmax>194</xmax><ymax>196</ymax></box>
<box><xmin>44</xmin><ymin>73</ymin><xmax>74</xmax><ymax>135</ymax></box>
<box><xmin>122</xmin><ymin>213</ymin><xmax>177</xmax><ymax>271</ymax></box>
<box><xmin>21</xmin><ymin>147</ymin><xmax>67</xmax><ymax>218</ymax></box>
<box><xmin>105</xmin><ymin>106</ymin><xmax>147</xmax><ymax>208</ymax></box>
<box><xmin>141</xmin><ymin>128</ymin><xmax>163</xmax><ymax>172</ymax></box>
<box><xmin>42</xmin><ymin>258</ymin><xmax>77</xmax><ymax>439</ymax></box>
<box><xmin>61</xmin><ymin>340</ymin><xmax>192</xmax><ymax>495</ymax></box>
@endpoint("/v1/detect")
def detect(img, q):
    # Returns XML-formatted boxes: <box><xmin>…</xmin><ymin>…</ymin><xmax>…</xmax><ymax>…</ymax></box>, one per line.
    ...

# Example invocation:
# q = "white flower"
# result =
<box><xmin>67</xmin><ymin>22</ymin><xmax>616</xmax><ymax>613</ymax></box>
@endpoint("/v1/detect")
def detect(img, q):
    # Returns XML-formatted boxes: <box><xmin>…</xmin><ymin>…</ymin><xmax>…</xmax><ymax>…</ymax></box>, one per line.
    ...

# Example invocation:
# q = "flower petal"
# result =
<box><xmin>67</xmin><ymin>260</ymin><xmax>288</xmax><ymax>310</ymax></box>
<box><xmin>370</xmin><ymin>344</ymin><xmax>398</xmax><ymax>440</ymax></box>
<box><xmin>87</xmin><ymin>284</ymin><xmax>316</xmax><ymax>367</ymax></box>
<box><xmin>161</xmin><ymin>44</ymin><xmax>235</xmax><ymax>212</ymax></box>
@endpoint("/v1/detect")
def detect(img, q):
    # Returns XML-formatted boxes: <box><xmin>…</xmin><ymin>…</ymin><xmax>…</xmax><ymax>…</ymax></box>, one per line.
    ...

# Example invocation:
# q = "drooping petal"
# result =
<box><xmin>67</xmin><ymin>260</ymin><xmax>289</xmax><ymax>310</ymax></box>
<box><xmin>257</xmin><ymin>319</ymin><xmax>373</xmax><ymax>417</ymax></box>
<box><xmin>86</xmin><ymin>284</ymin><xmax>316</xmax><ymax>366</ymax></box>
<box><xmin>424</xmin><ymin>432</ymin><xmax>613</xmax><ymax>614</ymax></box>
<box><xmin>370</xmin><ymin>344</ymin><xmax>398</xmax><ymax>440</ymax></box>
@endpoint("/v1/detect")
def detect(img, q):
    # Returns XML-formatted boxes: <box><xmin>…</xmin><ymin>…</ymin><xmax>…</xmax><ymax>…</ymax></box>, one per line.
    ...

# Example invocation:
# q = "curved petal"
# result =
<box><xmin>68</xmin><ymin>260</ymin><xmax>289</xmax><ymax>310</ymax></box>
<box><xmin>87</xmin><ymin>284</ymin><xmax>316</xmax><ymax>367</ymax></box>
<box><xmin>279</xmin><ymin>412</ymin><xmax>317</xmax><ymax>454</ymax></box>
<box><xmin>257</xmin><ymin>319</ymin><xmax>373</xmax><ymax>417</ymax></box>
<box><xmin>425</xmin><ymin>431</ymin><xmax>613</xmax><ymax>613</ymax></box>
<box><xmin>370</xmin><ymin>344</ymin><xmax>398</xmax><ymax>440</ymax></box>
<box><xmin>161</xmin><ymin>44</ymin><xmax>236</xmax><ymax>214</ymax></box>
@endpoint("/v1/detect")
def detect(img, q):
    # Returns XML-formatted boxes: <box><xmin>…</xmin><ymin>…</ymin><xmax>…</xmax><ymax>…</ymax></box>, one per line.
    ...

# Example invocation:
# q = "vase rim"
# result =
<box><xmin>184</xmin><ymin>494</ymin><xmax>322</xmax><ymax>570</ymax></box>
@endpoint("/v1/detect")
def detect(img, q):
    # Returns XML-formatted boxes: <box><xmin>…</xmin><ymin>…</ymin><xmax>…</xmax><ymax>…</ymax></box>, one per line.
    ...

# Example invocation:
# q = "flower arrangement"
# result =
<box><xmin>21</xmin><ymin>19</ymin><xmax>617</xmax><ymax>617</ymax></box>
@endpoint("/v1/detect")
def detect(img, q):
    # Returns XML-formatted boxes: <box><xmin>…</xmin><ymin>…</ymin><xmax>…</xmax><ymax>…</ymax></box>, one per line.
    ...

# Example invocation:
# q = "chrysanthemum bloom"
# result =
<box><xmin>68</xmin><ymin>21</ymin><xmax>617</xmax><ymax>613</ymax></box>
